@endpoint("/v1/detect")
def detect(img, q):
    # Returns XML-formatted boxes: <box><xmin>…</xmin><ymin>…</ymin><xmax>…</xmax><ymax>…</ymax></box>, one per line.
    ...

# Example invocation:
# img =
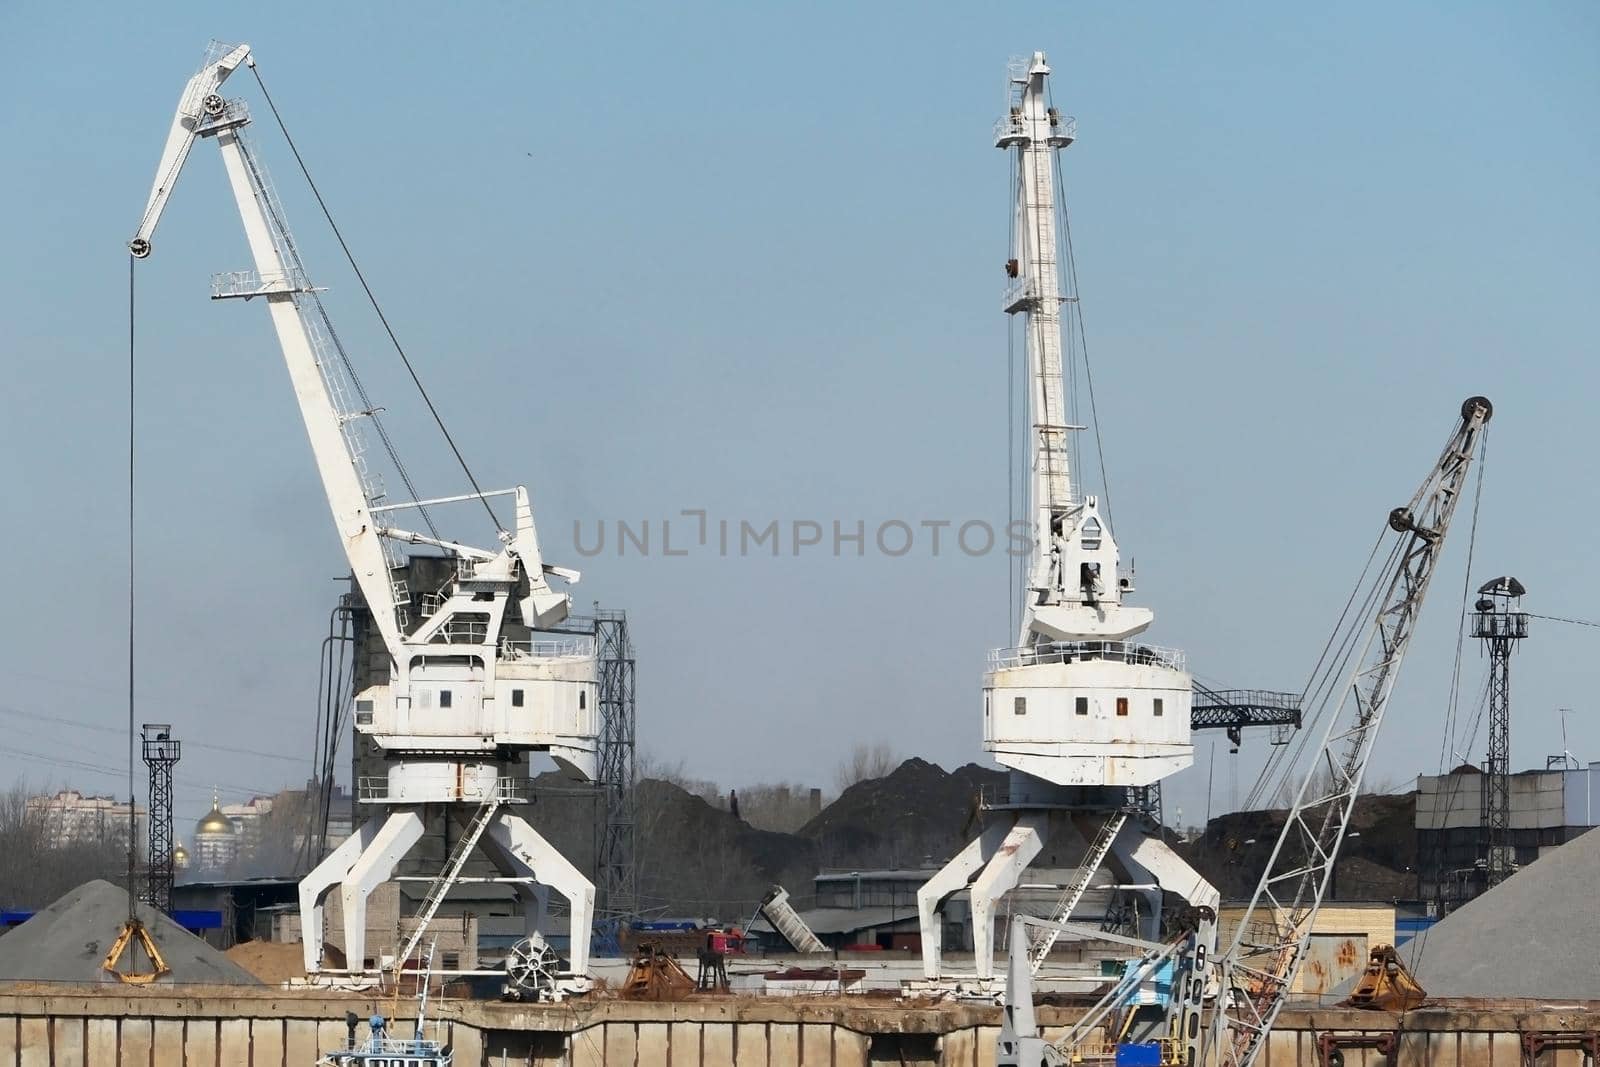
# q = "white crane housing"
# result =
<box><xmin>131</xmin><ymin>42</ymin><xmax>600</xmax><ymax>990</ymax></box>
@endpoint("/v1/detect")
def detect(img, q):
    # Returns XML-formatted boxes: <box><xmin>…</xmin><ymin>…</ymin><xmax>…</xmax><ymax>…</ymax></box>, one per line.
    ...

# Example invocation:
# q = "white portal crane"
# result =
<box><xmin>915</xmin><ymin>54</ymin><xmax>1216</xmax><ymax>1005</ymax></box>
<box><xmin>997</xmin><ymin>398</ymin><xmax>1492</xmax><ymax>1064</ymax></box>
<box><xmin>131</xmin><ymin>42</ymin><xmax>600</xmax><ymax>992</ymax></box>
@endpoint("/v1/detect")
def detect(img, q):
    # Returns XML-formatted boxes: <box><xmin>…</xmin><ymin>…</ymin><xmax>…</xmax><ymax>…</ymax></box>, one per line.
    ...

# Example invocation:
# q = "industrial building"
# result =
<box><xmin>1414</xmin><ymin>758</ymin><xmax>1599</xmax><ymax>907</ymax></box>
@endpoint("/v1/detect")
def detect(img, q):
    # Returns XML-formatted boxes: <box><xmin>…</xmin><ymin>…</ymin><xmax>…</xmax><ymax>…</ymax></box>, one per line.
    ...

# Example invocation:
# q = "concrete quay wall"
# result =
<box><xmin>0</xmin><ymin>986</ymin><xmax>1594</xmax><ymax>1066</ymax></box>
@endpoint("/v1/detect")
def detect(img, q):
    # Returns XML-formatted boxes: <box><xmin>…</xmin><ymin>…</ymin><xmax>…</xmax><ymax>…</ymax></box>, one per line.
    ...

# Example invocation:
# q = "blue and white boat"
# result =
<box><xmin>319</xmin><ymin>945</ymin><xmax>453</xmax><ymax>1066</ymax></box>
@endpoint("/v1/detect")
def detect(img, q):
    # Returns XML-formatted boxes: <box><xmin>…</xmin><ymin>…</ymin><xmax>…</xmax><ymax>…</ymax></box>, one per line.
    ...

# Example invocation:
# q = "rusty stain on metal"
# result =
<box><xmin>1300</xmin><ymin>934</ymin><xmax>1367</xmax><ymax>995</ymax></box>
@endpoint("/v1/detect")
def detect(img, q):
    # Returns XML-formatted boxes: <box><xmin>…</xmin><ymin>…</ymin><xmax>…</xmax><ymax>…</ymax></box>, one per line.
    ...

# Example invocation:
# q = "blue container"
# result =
<box><xmin>1115</xmin><ymin>1042</ymin><xmax>1163</xmax><ymax>1067</ymax></box>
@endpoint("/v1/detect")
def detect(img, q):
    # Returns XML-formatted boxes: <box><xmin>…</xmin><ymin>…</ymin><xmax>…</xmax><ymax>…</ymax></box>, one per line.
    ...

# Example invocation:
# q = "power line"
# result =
<box><xmin>1527</xmin><ymin>611</ymin><xmax>1600</xmax><ymax>630</ymax></box>
<box><xmin>0</xmin><ymin>706</ymin><xmax>306</xmax><ymax>766</ymax></box>
<box><xmin>0</xmin><ymin>741</ymin><xmax>280</xmax><ymax>801</ymax></box>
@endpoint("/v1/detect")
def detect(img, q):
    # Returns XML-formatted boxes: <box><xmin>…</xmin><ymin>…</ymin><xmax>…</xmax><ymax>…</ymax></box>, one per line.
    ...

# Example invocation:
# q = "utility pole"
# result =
<box><xmin>141</xmin><ymin>723</ymin><xmax>181</xmax><ymax>912</ymax></box>
<box><xmin>1471</xmin><ymin>577</ymin><xmax>1528</xmax><ymax>890</ymax></box>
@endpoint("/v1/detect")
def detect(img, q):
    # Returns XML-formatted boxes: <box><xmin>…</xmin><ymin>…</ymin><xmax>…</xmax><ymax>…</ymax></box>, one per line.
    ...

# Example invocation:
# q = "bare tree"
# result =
<box><xmin>0</xmin><ymin>784</ymin><xmax>131</xmax><ymax>909</ymax></box>
<box><xmin>733</xmin><ymin>782</ymin><xmax>826</xmax><ymax>833</ymax></box>
<box><xmin>833</xmin><ymin>741</ymin><xmax>897</xmax><ymax>793</ymax></box>
<box><xmin>637</xmin><ymin>752</ymin><xmax>719</xmax><ymax>803</ymax></box>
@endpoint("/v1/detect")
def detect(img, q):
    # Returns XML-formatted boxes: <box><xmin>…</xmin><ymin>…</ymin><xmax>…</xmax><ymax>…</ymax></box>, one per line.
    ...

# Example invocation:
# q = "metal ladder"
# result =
<box><xmin>1028</xmin><ymin>809</ymin><xmax>1127</xmax><ymax>973</ymax></box>
<box><xmin>395</xmin><ymin>798</ymin><xmax>501</xmax><ymax>970</ymax></box>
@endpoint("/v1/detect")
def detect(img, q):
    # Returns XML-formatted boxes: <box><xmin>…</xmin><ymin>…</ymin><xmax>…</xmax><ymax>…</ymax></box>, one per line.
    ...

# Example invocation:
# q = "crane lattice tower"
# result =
<box><xmin>1470</xmin><ymin>576</ymin><xmax>1528</xmax><ymax>889</ymax></box>
<box><xmin>140</xmin><ymin>724</ymin><xmax>181</xmax><ymax>913</ymax></box>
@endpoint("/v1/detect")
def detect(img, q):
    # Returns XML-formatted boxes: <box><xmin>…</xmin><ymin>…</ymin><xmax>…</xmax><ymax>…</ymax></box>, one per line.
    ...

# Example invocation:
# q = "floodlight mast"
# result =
<box><xmin>1209</xmin><ymin>397</ymin><xmax>1492</xmax><ymax>1067</ymax></box>
<box><xmin>130</xmin><ymin>42</ymin><xmax>601</xmax><ymax>993</ymax></box>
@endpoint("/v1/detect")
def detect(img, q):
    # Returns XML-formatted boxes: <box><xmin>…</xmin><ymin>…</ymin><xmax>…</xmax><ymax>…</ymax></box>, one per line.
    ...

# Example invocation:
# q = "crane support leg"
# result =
<box><xmin>338</xmin><ymin>808</ymin><xmax>426</xmax><ymax>973</ymax></box>
<box><xmin>1106</xmin><ymin>823</ymin><xmax>1218</xmax><ymax>1067</ymax></box>
<box><xmin>298</xmin><ymin>816</ymin><xmax>383</xmax><ymax>973</ymax></box>
<box><xmin>917</xmin><ymin>819</ymin><xmax>1012</xmax><ymax>978</ymax></box>
<box><xmin>513</xmin><ymin>881</ymin><xmax>551</xmax><ymax>942</ymax></box>
<box><xmin>1108</xmin><ymin>821</ymin><xmax>1220</xmax><ymax>941</ymax></box>
<box><xmin>480</xmin><ymin>810</ymin><xmax>596</xmax><ymax>978</ymax></box>
<box><xmin>969</xmin><ymin>813</ymin><xmax>1048</xmax><ymax>981</ymax></box>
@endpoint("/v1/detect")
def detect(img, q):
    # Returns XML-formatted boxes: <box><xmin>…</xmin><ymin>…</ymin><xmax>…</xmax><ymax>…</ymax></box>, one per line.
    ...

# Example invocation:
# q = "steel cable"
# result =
<box><xmin>247</xmin><ymin>64</ymin><xmax>503</xmax><ymax>534</ymax></box>
<box><xmin>127</xmin><ymin>256</ymin><xmax>138</xmax><ymax>920</ymax></box>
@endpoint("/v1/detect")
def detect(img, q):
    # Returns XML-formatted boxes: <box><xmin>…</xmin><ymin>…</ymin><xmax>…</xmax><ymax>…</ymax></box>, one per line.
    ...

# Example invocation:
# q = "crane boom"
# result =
<box><xmin>129</xmin><ymin>42</ymin><xmax>252</xmax><ymax>259</ymax></box>
<box><xmin>128</xmin><ymin>41</ymin><xmax>407</xmax><ymax>657</ymax></box>
<box><xmin>211</xmin><ymin>115</ymin><xmax>408</xmax><ymax>654</ymax></box>
<box><xmin>1210</xmin><ymin>396</ymin><xmax>1492</xmax><ymax>1067</ymax></box>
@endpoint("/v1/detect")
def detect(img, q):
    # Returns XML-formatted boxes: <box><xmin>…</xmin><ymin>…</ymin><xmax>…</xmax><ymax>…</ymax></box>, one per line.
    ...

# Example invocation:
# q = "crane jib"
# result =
<box><xmin>1211</xmin><ymin>396</ymin><xmax>1491</xmax><ymax>1067</ymax></box>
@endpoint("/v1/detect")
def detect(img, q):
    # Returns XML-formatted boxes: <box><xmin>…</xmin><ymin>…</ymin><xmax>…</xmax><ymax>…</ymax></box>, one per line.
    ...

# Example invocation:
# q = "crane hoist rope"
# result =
<box><xmin>125</xmin><ymin>254</ymin><xmax>137</xmax><ymax>925</ymax></box>
<box><xmin>244</xmin><ymin>64</ymin><xmax>502</xmax><ymax>536</ymax></box>
<box><xmin>1051</xmin><ymin>130</ymin><xmax>1112</xmax><ymax>529</ymax></box>
<box><xmin>1245</xmin><ymin>535</ymin><xmax>1403</xmax><ymax>811</ymax></box>
<box><xmin>1243</xmin><ymin>524</ymin><xmax>1403</xmax><ymax>812</ymax></box>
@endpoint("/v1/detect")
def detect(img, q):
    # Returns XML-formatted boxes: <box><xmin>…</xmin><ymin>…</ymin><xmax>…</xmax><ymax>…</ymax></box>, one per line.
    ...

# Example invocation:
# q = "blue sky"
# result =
<box><xmin>1</xmin><ymin>2</ymin><xmax>1596</xmax><ymax>835</ymax></box>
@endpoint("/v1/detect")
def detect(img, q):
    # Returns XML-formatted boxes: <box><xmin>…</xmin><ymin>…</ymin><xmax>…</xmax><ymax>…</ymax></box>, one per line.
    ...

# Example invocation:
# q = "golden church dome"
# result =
<box><xmin>196</xmin><ymin>800</ymin><xmax>236</xmax><ymax>837</ymax></box>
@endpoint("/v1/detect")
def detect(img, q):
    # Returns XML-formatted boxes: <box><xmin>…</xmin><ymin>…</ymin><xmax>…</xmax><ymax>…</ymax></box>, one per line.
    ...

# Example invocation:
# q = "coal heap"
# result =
<box><xmin>636</xmin><ymin>780</ymin><xmax>820</xmax><ymax>917</ymax></box>
<box><xmin>797</xmin><ymin>758</ymin><xmax>1005</xmax><ymax>868</ymax></box>
<box><xmin>1178</xmin><ymin>793</ymin><xmax>1417</xmax><ymax>900</ymax></box>
<box><xmin>1409</xmin><ymin>827</ymin><xmax>1600</xmax><ymax>1000</ymax></box>
<box><xmin>0</xmin><ymin>879</ymin><xmax>260</xmax><ymax>986</ymax></box>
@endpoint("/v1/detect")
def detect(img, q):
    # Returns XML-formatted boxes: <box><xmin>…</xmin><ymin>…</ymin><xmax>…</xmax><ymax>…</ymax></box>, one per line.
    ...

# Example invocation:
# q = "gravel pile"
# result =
<box><xmin>1409</xmin><ymin>828</ymin><xmax>1600</xmax><ymax>1000</ymax></box>
<box><xmin>0</xmin><ymin>879</ymin><xmax>259</xmax><ymax>985</ymax></box>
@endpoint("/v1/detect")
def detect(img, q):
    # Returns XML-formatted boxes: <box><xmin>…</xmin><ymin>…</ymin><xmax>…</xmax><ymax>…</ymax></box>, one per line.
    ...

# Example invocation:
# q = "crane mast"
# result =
<box><xmin>1007</xmin><ymin>52</ymin><xmax>1074</xmax><ymax>637</ymax></box>
<box><xmin>1002</xmin><ymin>54</ymin><xmax>1150</xmax><ymax>649</ymax></box>
<box><xmin>1210</xmin><ymin>397</ymin><xmax>1492</xmax><ymax>1066</ymax></box>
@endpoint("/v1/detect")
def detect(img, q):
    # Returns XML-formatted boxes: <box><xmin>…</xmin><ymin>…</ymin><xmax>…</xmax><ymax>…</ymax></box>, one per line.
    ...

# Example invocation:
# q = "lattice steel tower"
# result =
<box><xmin>141</xmin><ymin>723</ymin><xmax>181</xmax><ymax>912</ymax></box>
<box><xmin>593</xmin><ymin>609</ymin><xmax>638</xmax><ymax>918</ymax></box>
<box><xmin>1470</xmin><ymin>576</ymin><xmax>1527</xmax><ymax>889</ymax></box>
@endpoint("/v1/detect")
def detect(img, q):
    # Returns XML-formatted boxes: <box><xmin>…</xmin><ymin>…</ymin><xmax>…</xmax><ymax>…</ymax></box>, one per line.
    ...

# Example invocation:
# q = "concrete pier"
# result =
<box><xmin>0</xmin><ymin>986</ymin><xmax>1594</xmax><ymax>1066</ymax></box>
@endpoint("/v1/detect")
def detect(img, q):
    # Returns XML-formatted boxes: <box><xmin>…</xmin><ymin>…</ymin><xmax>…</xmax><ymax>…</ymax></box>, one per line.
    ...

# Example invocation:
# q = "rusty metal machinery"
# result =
<box><xmin>619</xmin><ymin>943</ymin><xmax>695</xmax><ymax>1001</ymax></box>
<box><xmin>1342</xmin><ymin>944</ymin><xmax>1426</xmax><ymax>1012</ymax></box>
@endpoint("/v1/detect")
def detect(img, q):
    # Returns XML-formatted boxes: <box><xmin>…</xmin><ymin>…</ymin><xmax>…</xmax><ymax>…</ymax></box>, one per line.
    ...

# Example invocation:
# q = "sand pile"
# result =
<box><xmin>1409</xmin><ymin>828</ymin><xmax>1600</xmax><ymax>1000</ymax></box>
<box><xmin>0</xmin><ymin>879</ymin><xmax>259</xmax><ymax>985</ymax></box>
<box><xmin>224</xmin><ymin>940</ymin><xmax>306</xmax><ymax>985</ymax></box>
